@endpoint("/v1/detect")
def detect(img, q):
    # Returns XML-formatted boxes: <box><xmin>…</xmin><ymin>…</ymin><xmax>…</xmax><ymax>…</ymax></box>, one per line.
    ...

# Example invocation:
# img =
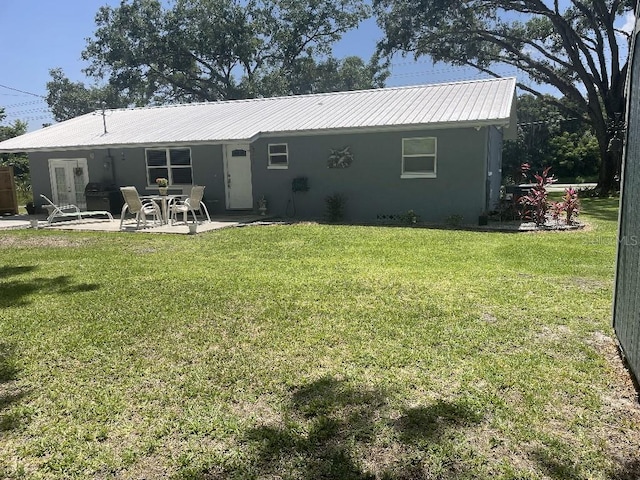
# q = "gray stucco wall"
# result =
<box><xmin>29</xmin><ymin>149</ymin><xmax>104</xmax><ymax>208</ymax></box>
<box><xmin>29</xmin><ymin>144</ymin><xmax>226</xmax><ymax>212</ymax></box>
<box><xmin>251</xmin><ymin>127</ymin><xmax>489</xmax><ymax>223</ymax></box>
<box><xmin>28</xmin><ymin>125</ymin><xmax>495</xmax><ymax>223</ymax></box>
<box><xmin>110</xmin><ymin>145</ymin><xmax>225</xmax><ymax>211</ymax></box>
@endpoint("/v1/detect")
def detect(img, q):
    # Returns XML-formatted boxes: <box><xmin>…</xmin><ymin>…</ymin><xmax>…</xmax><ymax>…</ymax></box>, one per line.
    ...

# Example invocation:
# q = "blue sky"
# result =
<box><xmin>2</xmin><ymin>1</ymin><xmax>629</xmax><ymax>131</ymax></box>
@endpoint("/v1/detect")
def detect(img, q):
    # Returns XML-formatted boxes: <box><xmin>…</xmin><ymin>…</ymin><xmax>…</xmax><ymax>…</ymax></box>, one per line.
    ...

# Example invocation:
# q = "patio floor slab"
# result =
<box><xmin>0</xmin><ymin>214</ymin><xmax>267</xmax><ymax>234</ymax></box>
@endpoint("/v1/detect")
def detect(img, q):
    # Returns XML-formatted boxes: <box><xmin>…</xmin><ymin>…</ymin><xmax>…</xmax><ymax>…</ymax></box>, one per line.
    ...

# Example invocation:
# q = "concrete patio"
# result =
<box><xmin>0</xmin><ymin>213</ymin><xmax>268</xmax><ymax>234</ymax></box>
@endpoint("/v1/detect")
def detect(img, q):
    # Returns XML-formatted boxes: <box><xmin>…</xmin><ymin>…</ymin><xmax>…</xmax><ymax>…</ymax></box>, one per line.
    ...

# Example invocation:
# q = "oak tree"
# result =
<box><xmin>81</xmin><ymin>0</ymin><xmax>384</xmax><ymax>103</ymax></box>
<box><xmin>375</xmin><ymin>0</ymin><xmax>634</xmax><ymax>194</ymax></box>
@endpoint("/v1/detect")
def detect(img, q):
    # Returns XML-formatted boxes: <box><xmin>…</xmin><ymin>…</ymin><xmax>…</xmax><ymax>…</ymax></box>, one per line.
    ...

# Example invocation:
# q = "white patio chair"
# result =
<box><xmin>40</xmin><ymin>194</ymin><xmax>114</xmax><ymax>226</ymax></box>
<box><xmin>119</xmin><ymin>186</ymin><xmax>162</xmax><ymax>230</ymax></box>
<box><xmin>169</xmin><ymin>185</ymin><xmax>211</xmax><ymax>225</ymax></box>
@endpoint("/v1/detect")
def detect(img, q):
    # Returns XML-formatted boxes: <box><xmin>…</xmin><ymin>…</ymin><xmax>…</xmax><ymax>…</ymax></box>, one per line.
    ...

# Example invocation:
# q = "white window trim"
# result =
<box><xmin>145</xmin><ymin>147</ymin><xmax>193</xmax><ymax>186</ymax></box>
<box><xmin>268</xmin><ymin>143</ymin><xmax>289</xmax><ymax>169</ymax></box>
<box><xmin>401</xmin><ymin>137</ymin><xmax>437</xmax><ymax>179</ymax></box>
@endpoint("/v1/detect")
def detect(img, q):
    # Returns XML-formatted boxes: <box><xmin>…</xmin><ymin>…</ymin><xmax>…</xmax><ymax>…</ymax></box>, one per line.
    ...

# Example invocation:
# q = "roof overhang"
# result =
<box><xmin>0</xmin><ymin>119</ymin><xmax>516</xmax><ymax>154</ymax></box>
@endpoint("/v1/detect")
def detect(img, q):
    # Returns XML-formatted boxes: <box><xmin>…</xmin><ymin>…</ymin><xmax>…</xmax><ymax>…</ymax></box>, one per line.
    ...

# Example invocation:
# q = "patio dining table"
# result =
<box><xmin>141</xmin><ymin>194</ymin><xmax>185</xmax><ymax>224</ymax></box>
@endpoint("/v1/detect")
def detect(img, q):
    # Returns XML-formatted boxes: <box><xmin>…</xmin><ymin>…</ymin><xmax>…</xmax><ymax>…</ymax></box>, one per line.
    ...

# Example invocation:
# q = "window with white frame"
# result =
<box><xmin>146</xmin><ymin>148</ymin><xmax>193</xmax><ymax>185</ymax></box>
<box><xmin>268</xmin><ymin>143</ymin><xmax>288</xmax><ymax>169</ymax></box>
<box><xmin>401</xmin><ymin>137</ymin><xmax>437</xmax><ymax>178</ymax></box>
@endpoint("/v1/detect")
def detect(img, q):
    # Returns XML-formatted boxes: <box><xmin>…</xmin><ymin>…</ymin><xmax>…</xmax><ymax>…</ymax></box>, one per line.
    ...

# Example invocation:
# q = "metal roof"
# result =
<box><xmin>0</xmin><ymin>77</ymin><xmax>517</xmax><ymax>152</ymax></box>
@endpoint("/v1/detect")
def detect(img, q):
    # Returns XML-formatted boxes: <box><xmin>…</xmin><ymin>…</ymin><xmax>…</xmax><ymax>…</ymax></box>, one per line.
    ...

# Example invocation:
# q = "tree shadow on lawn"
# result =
<box><xmin>0</xmin><ymin>265</ymin><xmax>38</xmax><ymax>278</ymax></box>
<box><xmin>580</xmin><ymin>197</ymin><xmax>620</xmax><ymax>223</ymax></box>
<box><xmin>0</xmin><ymin>341</ymin><xmax>28</xmax><ymax>433</ymax></box>
<box><xmin>204</xmin><ymin>377</ymin><xmax>483</xmax><ymax>479</ymax></box>
<box><xmin>532</xmin><ymin>440</ymin><xmax>640</xmax><ymax>480</ymax></box>
<box><xmin>612</xmin><ymin>459</ymin><xmax>640</xmax><ymax>480</ymax></box>
<box><xmin>0</xmin><ymin>269</ymin><xmax>100</xmax><ymax>308</ymax></box>
<box><xmin>394</xmin><ymin>399</ymin><xmax>484</xmax><ymax>445</ymax></box>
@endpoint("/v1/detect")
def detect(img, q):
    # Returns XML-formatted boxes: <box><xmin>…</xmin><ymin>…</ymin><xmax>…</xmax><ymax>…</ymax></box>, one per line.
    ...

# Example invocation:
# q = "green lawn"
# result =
<box><xmin>1</xmin><ymin>198</ymin><xmax>638</xmax><ymax>479</ymax></box>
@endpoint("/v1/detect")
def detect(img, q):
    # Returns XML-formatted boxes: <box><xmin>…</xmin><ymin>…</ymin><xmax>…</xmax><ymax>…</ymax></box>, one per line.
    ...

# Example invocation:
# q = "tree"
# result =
<box><xmin>79</xmin><ymin>0</ymin><xmax>385</xmax><ymax>104</ymax></box>
<box><xmin>46</xmin><ymin>68</ymin><xmax>130</xmax><ymax>122</ymax></box>
<box><xmin>374</xmin><ymin>0</ymin><xmax>634</xmax><ymax>195</ymax></box>
<box><xmin>0</xmin><ymin>108</ymin><xmax>27</xmax><ymax>142</ymax></box>
<box><xmin>503</xmin><ymin>94</ymin><xmax>599</xmax><ymax>182</ymax></box>
<box><xmin>0</xmin><ymin>107</ymin><xmax>30</xmax><ymax>199</ymax></box>
<box><xmin>253</xmin><ymin>55</ymin><xmax>389</xmax><ymax>96</ymax></box>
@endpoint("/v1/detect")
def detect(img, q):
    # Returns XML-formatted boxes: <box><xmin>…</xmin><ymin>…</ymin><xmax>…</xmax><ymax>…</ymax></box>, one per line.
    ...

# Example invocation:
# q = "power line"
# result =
<box><xmin>4</xmin><ymin>99</ymin><xmax>49</xmax><ymax>108</ymax></box>
<box><xmin>0</xmin><ymin>83</ymin><xmax>46</xmax><ymax>98</ymax></box>
<box><xmin>4</xmin><ymin>114</ymin><xmax>53</xmax><ymax>122</ymax></box>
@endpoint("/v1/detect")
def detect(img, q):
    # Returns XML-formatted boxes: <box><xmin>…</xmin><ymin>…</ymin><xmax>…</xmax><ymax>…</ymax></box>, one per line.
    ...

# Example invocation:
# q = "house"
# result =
<box><xmin>0</xmin><ymin>77</ymin><xmax>517</xmax><ymax>223</ymax></box>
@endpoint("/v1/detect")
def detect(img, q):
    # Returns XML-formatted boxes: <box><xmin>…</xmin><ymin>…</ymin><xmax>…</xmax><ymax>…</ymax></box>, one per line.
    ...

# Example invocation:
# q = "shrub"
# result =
<box><xmin>550</xmin><ymin>187</ymin><xmax>580</xmax><ymax>225</ymax></box>
<box><xmin>399</xmin><ymin>209</ymin><xmax>420</xmax><ymax>225</ymax></box>
<box><xmin>549</xmin><ymin>201</ymin><xmax>564</xmax><ymax>224</ymax></box>
<box><xmin>325</xmin><ymin>193</ymin><xmax>346</xmax><ymax>222</ymax></box>
<box><xmin>519</xmin><ymin>165</ymin><xmax>556</xmax><ymax>226</ymax></box>
<box><xmin>563</xmin><ymin>187</ymin><xmax>580</xmax><ymax>224</ymax></box>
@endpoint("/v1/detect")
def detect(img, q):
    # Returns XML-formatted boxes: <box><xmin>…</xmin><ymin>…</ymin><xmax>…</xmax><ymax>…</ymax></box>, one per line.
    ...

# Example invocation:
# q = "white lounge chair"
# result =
<box><xmin>40</xmin><ymin>194</ymin><xmax>114</xmax><ymax>226</ymax></box>
<box><xmin>119</xmin><ymin>186</ymin><xmax>162</xmax><ymax>230</ymax></box>
<box><xmin>169</xmin><ymin>185</ymin><xmax>211</xmax><ymax>225</ymax></box>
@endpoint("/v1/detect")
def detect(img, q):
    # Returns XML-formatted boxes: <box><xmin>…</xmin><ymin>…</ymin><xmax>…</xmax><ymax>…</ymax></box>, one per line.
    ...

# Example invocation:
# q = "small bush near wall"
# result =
<box><xmin>325</xmin><ymin>193</ymin><xmax>346</xmax><ymax>222</ymax></box>
<box><xmin>399</xmin><ymin>209</ymin><xmax>420</xmax><ymax>225</ymax></box>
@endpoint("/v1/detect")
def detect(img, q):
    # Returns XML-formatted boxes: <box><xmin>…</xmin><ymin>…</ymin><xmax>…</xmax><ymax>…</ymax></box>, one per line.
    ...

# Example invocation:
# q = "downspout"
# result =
<box><xmin>483</xmin><ymin>126</ymin><xmax>491</xmax><ymax>213</ymax></box>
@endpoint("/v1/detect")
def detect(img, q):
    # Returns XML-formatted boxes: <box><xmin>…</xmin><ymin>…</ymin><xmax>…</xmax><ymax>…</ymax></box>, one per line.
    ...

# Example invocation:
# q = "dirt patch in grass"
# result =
<box><xmin>564</xmin><ymin>277</ymin><xmax>611</xmax><ymax>292</ymax></box>
<box><xmin>0</xmin><ymin>235</ymin><xmax>87</xmax><ymax>249</ymax></box>
<box><xmin>590</xmin><ymin>331</ymin><xmax>640</xmax><ymax>478</ymax></box>
<box><xmin>536</xmin><ymin>324</ymin><xmax>572</xmax><ymax>341</ymax></box>
<box><xmin>108</xmin><ymin>454</ymin><xmax>173</xmax><ymax>480</ymax></box>
<box><xmin>230</xmin><ymin>396</ymin><xmax>283</xmax><ymax>428</ymax></box>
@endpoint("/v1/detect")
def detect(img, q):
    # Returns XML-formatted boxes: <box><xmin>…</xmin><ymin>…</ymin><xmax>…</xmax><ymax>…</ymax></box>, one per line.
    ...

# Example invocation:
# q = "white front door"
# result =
<box><xmin>48</xmin><ymin>159</ymin><xmax>89</xmax><ymax>209</ymax></box>
<box><xmin>224</xmin><ymin>144</ymin><xmax>253</xmax><ymax>209</ymax></box>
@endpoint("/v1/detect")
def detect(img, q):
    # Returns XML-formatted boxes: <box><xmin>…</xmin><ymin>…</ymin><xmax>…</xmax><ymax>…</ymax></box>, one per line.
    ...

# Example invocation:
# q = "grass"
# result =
<box><xmin>0</xmin><ymin>197</ymin><xmax>638</xmax><ymax>479</ymax></box>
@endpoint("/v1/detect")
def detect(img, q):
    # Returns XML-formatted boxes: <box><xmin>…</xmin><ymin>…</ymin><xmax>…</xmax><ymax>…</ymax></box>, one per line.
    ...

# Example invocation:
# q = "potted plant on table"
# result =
<box><xmin>156</xmin><ymin>177</ymin><xmax>168</xmax><ymax>195</ymax></box>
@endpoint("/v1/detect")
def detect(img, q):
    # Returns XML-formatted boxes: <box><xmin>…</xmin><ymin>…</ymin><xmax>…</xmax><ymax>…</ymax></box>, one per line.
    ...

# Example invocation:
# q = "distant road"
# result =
<box><xmin>547</xmin><ymin>183</ymin><xmax>597</xmax><ymax>192</ymax></box>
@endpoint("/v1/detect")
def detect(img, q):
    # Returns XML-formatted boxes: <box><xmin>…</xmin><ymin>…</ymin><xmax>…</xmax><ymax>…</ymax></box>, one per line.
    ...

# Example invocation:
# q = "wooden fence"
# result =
<box><xmin>0</xmin><ymin>166</ymin><xmax>18</xmax><ymax>215</ymax></box>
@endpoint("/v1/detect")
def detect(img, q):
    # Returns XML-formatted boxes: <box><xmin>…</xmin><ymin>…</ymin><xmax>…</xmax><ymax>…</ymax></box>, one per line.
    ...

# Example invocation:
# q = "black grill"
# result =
<box><xmin>84</xmin><ymin>183</ymin><xmax>123</xmax><ymax>214</ymax></box>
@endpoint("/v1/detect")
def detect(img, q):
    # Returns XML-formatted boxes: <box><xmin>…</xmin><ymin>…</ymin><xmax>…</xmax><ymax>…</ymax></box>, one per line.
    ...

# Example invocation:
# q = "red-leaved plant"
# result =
<box><xmin>551</xmin><ymin>187</ymin><xmax>580</xmax><ymax>225</ymax></box>
<box><xmin>550</xmin><ymin>201</ymin><xmax>564</xmax><ymax>224</ymax></box>
<box><xmin>563</xmin><ymin>188</ymin><xmax>580</xmax><ymax>224</ymax></box>
<box><xmin>519</xmin><ymin>166</ymin><xmax>556</xmax><ymax>226</ymax></box>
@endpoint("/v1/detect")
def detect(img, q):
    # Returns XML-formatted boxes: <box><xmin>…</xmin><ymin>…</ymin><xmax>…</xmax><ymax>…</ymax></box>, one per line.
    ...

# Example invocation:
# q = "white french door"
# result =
<box><xmin>48</xmin><ymin>159</ymin><xmax>89</xmax><ymax>209</ymax></box>
<box><xmin>224</xmin><ymin>144</ymin><xmax>253</xmax><ymax>209</ymax></box>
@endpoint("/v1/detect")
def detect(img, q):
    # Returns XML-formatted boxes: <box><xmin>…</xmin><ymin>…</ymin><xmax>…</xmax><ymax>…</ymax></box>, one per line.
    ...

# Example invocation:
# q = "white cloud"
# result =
<box><xmin>620</xmin><ymin>11</ymin><xmax>635</xmax><ymax>34</ymax></box>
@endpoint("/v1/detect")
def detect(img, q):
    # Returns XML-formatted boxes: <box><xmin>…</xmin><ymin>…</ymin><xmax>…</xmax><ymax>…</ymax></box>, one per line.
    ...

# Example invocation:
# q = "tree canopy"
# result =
<box><xmin>81</xmin><ymin>0</ymin><xmax>386</xmax><ymax>103</ymax></box>
<box><xmin>0</xmin><ymin>107</ymin><xmax>27</xmax><ymax>143</ymax></box>
<box><xmin>46</xmin><ymin>68</ymin><xmax>130</xmax><ymax>122</ymax></box>
<box><xmin>503</xmin><ymin>94</ymin><xmax>600</xmax><ymax>182</ymax></box>
<box><xmin>375</xmin><ymin>0</ymin><xmax>635</xmax><ymax>194</ymax></box>
<box><xmin>47</xmin><ymin>0</ymin><xmax>388</xmax><ymax>121</ymax></box>
<box><xmin>0</xmin><ymin>107</ymin><xmax>30</xmax><ymax>197</ymax></box>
